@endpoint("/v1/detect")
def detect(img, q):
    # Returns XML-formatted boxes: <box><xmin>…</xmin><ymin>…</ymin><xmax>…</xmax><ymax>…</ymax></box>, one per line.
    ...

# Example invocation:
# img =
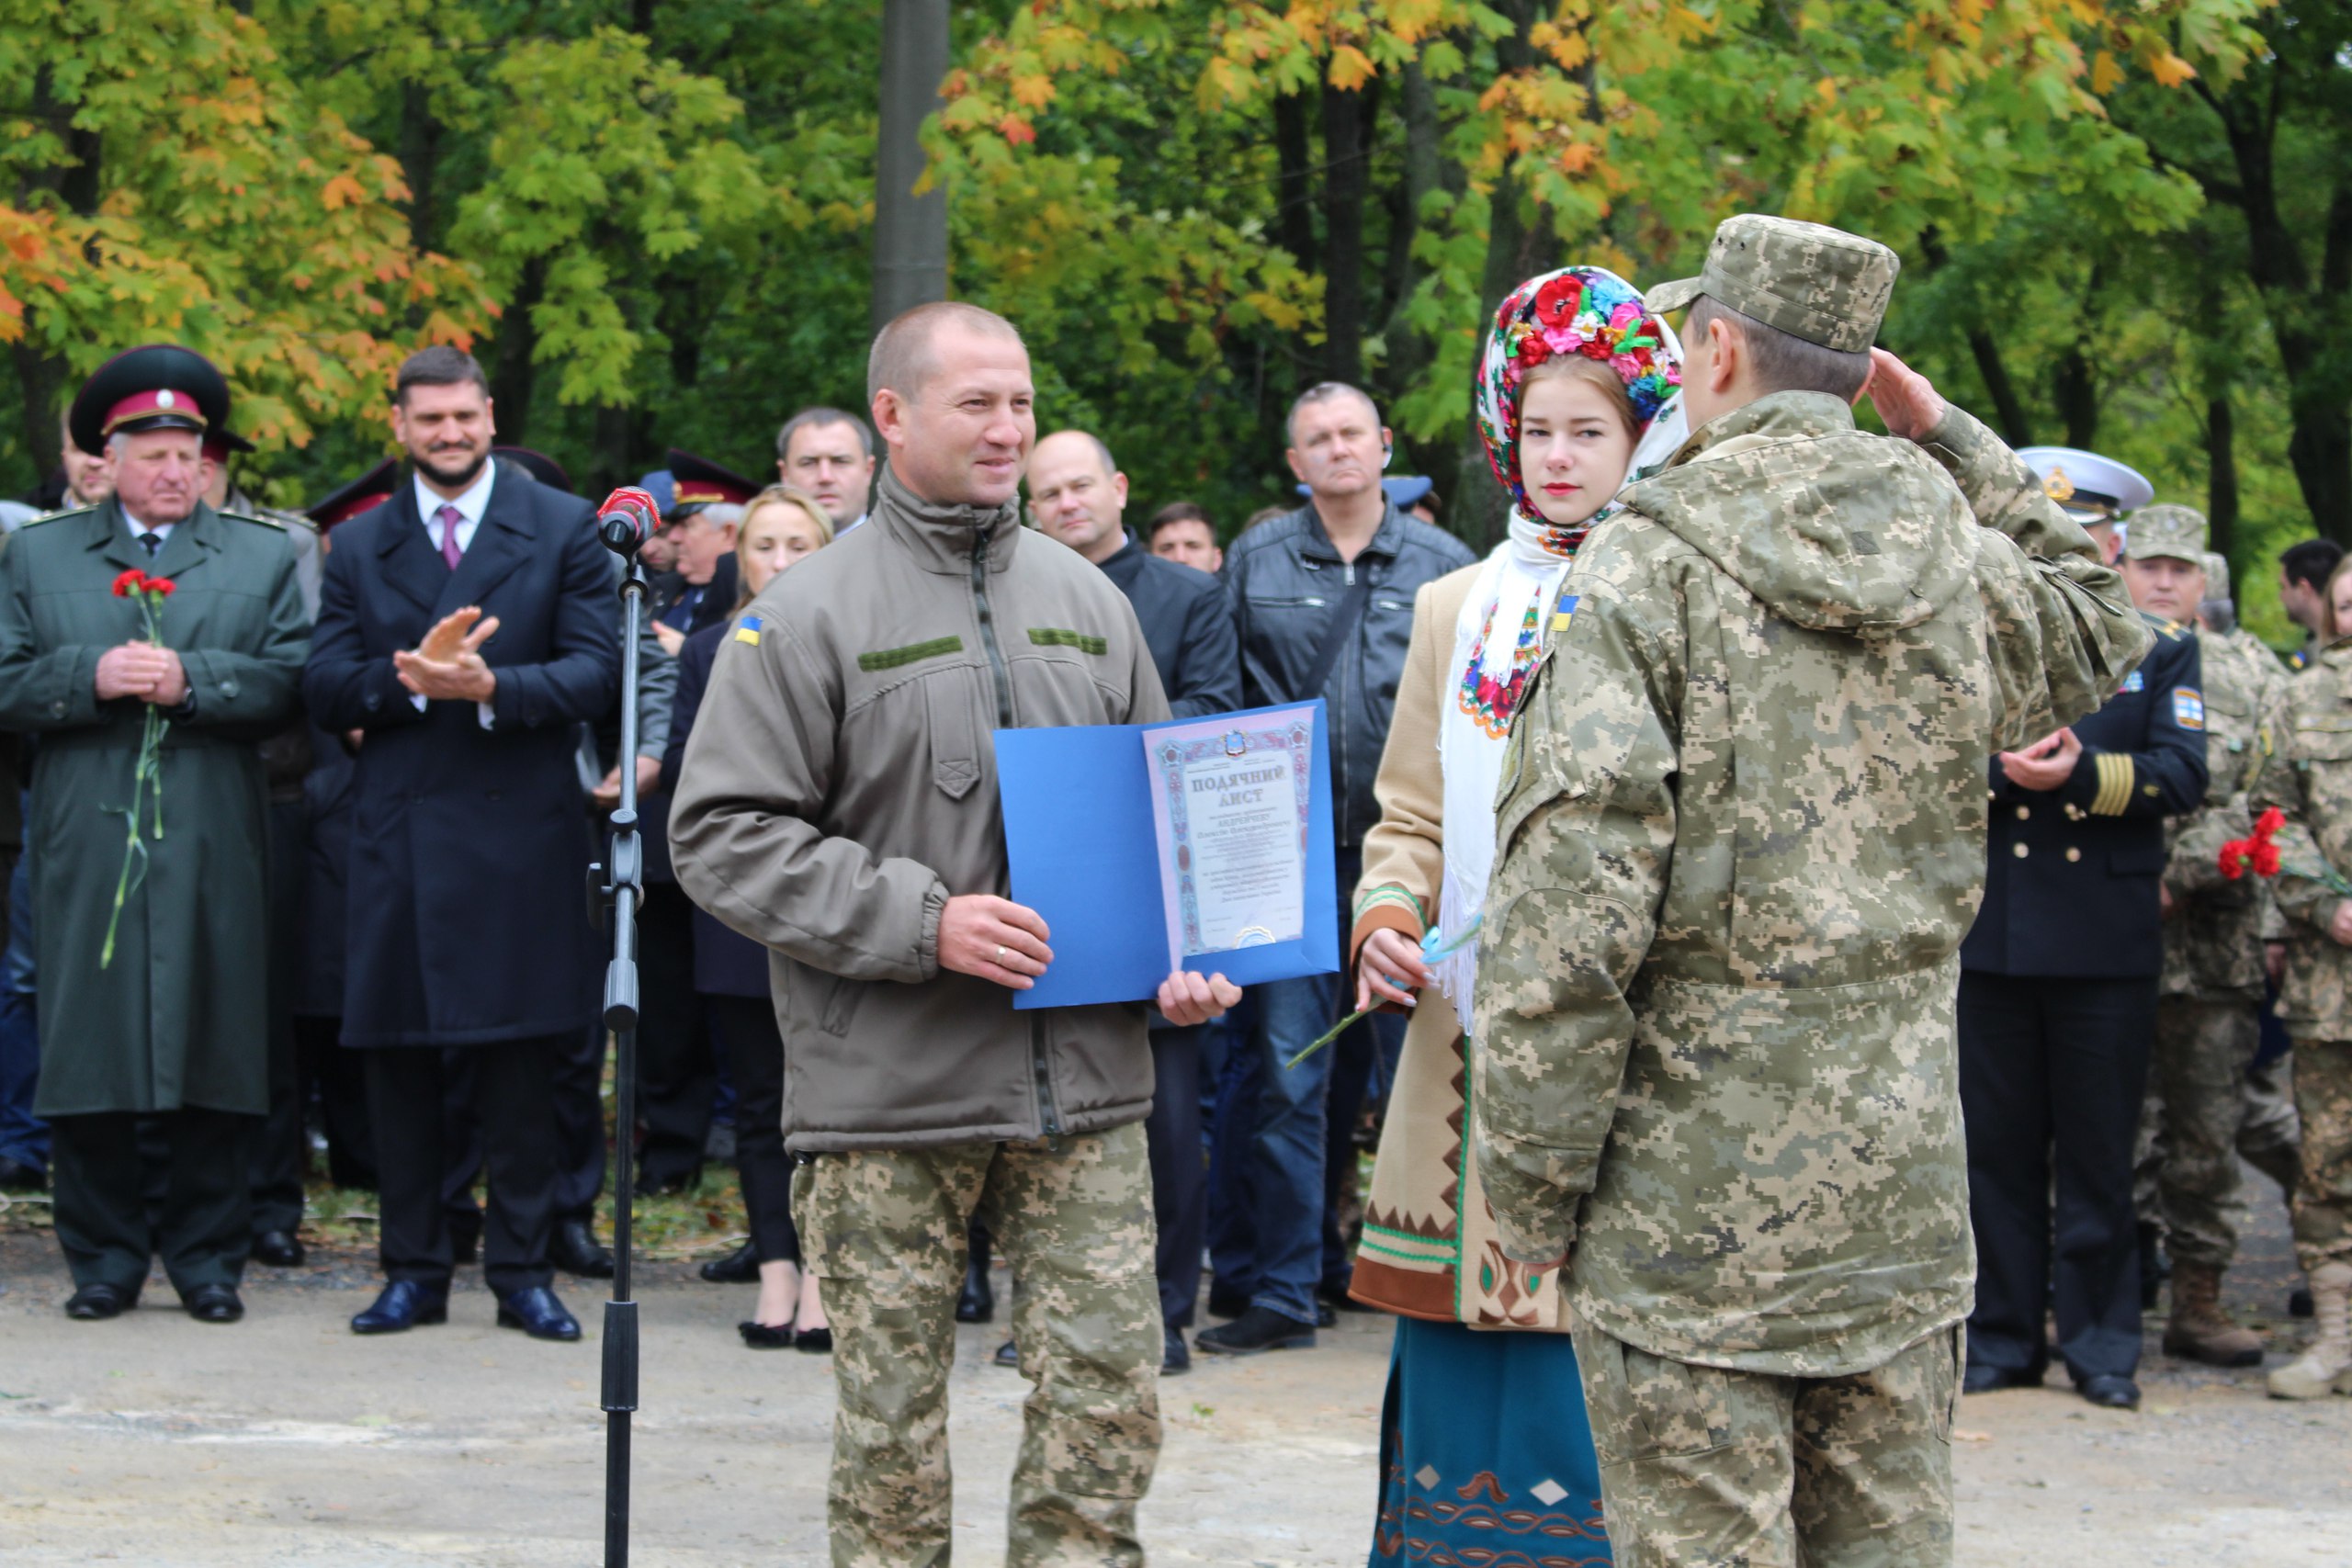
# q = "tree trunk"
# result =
<box><xmin>872</xmin><ymin>0</ymin><xmax>950</xmax><ymax>333</ymax></box>
<box><xmin>399</xmin><ymin>81</ymin><xmax>443</xmax><ymax>254</ymax></box>
<box><xmin>2207</xmin><ymin>391</ymin><xmax>2239</xmax><ymax>568</ymax></box>
<box><xmin>1319</xmin><ymin>75</ymin><xmax>1372</xmax><ymax>387</ymax></box>
<box><xmin>1272</xmin><ymin>92</ymin><xmax>1316</xmax><ymax>271</ymax></box>
<box><xmin>1966</xmin><ymin>332</ymin><xmax>2034</xmax><ymax>447</ymax></box>
<box><xmin>1380</xmin><ymin>51</ymin><xmax>1448</xmax><ymax>477</ymax></box>
<box><xmin>488</xmin><ymin>257</ymin><xmax>547</xmax><ymax>444</ymax></box>
<box><xmin>2052</xmin><ymin>343</ymin><xmax>2098</xmax><ymax>451</ymax></box>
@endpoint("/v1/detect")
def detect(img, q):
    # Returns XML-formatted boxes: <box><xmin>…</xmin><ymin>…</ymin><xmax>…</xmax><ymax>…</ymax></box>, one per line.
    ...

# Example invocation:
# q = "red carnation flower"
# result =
<box><xmin>1517</xmin><ymin>333</ymin><xmax>1552</xmax><ymax>369</ymax></box>
<box><xmin>111</xmin><ymin>569</ymin><xmax>147</xmax><ymax>598</ymax></box>
<box><xmin>147</xmin><ymin>577</ymin><xmax>175</xmax><ymax>597</ymax></box>
<box><xmin>2256</xmin><ymin>807</ymin><xmax>2286</xmax><ymax>838</ymax></box>
<box><xmin>2253</xmin><ymin>840</ymin><xmax>2281</xmax><ymax>877</ymax></box>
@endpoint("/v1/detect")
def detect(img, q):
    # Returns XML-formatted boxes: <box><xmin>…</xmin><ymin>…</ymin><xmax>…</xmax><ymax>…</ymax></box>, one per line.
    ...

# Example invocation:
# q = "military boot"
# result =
<box><xmin>2162</xmin><ymin>1260</ymin><xmax>2264</xmax><ymax>1367</ymax></box>
<box><xmin>2267</xmin><ymin>1262</ymin><xmax>2352</xmax><ymax>1400</ymax></box>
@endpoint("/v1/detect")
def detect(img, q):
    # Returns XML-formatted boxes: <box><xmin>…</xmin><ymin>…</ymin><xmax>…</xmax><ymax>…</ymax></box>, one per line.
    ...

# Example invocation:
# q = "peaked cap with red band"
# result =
<box><xmin>304</xmin><ymin>457</ymin><xmax>399</xmax><ymax>532</ymax></box>
<box><xmin>69</xmin><ymin>344</ymin><xmax>232</xmax><ymax>457</ymax></box>
<box><xmin>665</xmin><ymin>447</ymin><xmax>758</xmax><ymax>516</ymax></box>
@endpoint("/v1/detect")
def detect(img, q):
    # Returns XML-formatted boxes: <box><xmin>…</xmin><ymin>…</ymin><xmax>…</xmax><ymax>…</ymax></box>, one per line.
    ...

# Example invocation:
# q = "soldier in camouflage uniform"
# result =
<box><xmin>1470</xmin><ymin>215</ymin><xmax>2152</xmax><ymax>1564</ymax></box>
<box><xmin>2127</xmin><ymin>511</ymin><xmax>2282</xmax><ymax>1365</ymax></box>
<box><xmin>2202</xmin><ymin>550</ymin><xmax>2307</xmax><ymax>1202</ymax></box>
<box><xmin>2248</xmin><ymin>592</ymin><xmax>2352</xmax><ymax>1399</ymax></box>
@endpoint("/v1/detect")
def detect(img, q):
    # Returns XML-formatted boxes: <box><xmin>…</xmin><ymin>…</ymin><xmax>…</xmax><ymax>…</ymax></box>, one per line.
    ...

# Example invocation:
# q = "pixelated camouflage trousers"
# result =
<box><xmin>2133</xmin><ymin>998</ymin><xmax>2300</xmax><ymax>1269</ymax></box>
<box><xmin>2292</xmin><ymin>1040</ymin><xmax>2352</xmax><ymax>1277</ymax></box>
<box><xmin>1571</xmin><ymin>1322</ymin><xmax>1958</xmax><ymax>1568</ymax></box>
<box><xmin>793</xmin><ymin>1122</ymin><xmax>1163</xmax><ymax>1568</ymax></box>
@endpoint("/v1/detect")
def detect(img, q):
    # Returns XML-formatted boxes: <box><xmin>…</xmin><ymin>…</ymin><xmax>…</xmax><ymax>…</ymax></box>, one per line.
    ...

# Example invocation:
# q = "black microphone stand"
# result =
<box><xmin>593</xmin><ymin>517</ymin><xmax>651</xmax><ymax>1568</ymax></box>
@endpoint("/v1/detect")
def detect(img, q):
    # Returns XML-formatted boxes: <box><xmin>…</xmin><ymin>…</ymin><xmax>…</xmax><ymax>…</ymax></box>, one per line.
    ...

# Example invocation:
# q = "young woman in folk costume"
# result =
<box><xmin>1348</xmin><ymin>266</ymin><xmax>1684</xmax><ymax>1566</ymax></box>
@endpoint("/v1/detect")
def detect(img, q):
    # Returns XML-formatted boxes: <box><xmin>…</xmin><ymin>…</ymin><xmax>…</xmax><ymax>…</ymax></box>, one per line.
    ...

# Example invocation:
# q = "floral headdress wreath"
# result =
<box><xmin>1475</xmin><ymin>265</ymin><xmax>1685</xmax><ymax>554</ymax></box>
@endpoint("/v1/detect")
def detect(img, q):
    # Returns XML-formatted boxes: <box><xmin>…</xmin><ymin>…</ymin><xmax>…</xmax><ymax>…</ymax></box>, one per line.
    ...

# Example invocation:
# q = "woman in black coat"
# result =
<box><xmin>664</xmin><ymin>487</ymin><xmax>832</xmax><ymax>1349</ymax></box>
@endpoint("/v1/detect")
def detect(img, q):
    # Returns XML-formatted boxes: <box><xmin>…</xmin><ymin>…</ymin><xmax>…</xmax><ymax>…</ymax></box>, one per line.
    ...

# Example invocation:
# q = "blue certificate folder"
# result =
<box><xmin>994</xmin><ymin>699</ymin><xmax>1339</xmax><ymax>1010</ymax></box>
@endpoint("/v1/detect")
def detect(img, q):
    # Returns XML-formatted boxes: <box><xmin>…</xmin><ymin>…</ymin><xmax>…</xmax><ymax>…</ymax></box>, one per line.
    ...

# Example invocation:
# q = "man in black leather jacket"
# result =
<box><xmin>1201</xmin><ymin>383</ymin><xmax>1476</xmax><ymax>1356</ymax></box>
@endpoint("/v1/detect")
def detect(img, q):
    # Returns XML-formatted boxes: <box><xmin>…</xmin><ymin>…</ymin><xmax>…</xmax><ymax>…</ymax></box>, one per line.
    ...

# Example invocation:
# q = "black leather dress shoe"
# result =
<box><xmin>1962</xmin><ymin>1361</ymin><xmax>2042</xmax><ymax>1394</ymax></box>
<box><xmin>993</xmin><ymin>1337</ymin><xmax>1020</xmax><ymax>1369</ymax></box>
<box><xmin>1196</xmin><ymin>1305</ymin><xmax>1317</xmax><ymax>1356</ymax></box>
<box><xmin>700</xmin><ymin>1241</ymin><xmax>760</xmax><ymax>1283</ymax></box>
<box><xmin>550</xmin><ymin>1217</ymin><xmax>614</xmax><ymax>1279</ymax></box>
<box><xmin>739</xmin><ymin>1320</ymin><xmax>793</xmax><ymax>1349</ymax></box>
<box><xmin>251</xmin><ymin>1230</ymin><xmax>305</xmax><ymax>1268</ymax></box>
<box><xmin>496</xmin><ymin>1285</ymin><xmax>582</xmax><ymax>1342</ymax></box>
<box><xmin>0</xmin><ymin>1154</ymin><xmax>44</xmax><ymax>1192</ymax></box>
<box><xmin>351</xmin><ymin>1280</ymin><xmax>448</xmax><ymax>1335</ymax></box>
<box><xmin>1206</xmin><ymin>1283</ymin><xmax>1250</xmax><ymax>1319</ymax></box>
<box><xmin>956</xmin><ymin>1253</ymin><xmax>995</xmax><ymax>1324</ymax></box>
<box><xmin>1317</xmin><ymin>1280</ymin><xmax>1377</xmax><ymax>1314</ymax></box>
<box><xmin>1162</xmin><ymin>1330</ymin><xmax>1192</xmax><ymax>1375</ymax></box>
<box><xmin>2079</xmin><ymin>1374</ymin><xmax>2141</xmax><ymax>1410</ymax></box>
<box><xmin>64</xmin><ymin>1283</ymin><xmax>134</xmax><ymax>1320</ymax></box>
<box><xmin>184</xmin><ymin>1284</ymin><xmax>243</xmax><ymax>1324</ymax></box>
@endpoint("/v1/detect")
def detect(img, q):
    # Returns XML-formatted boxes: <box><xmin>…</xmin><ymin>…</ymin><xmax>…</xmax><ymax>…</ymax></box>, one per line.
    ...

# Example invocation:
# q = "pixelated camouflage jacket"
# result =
<box><xmin>2251</xmin><ymin>641</ymin><xmax>2352</xmax><ymax>1040</ymax></box>
<box><xmin>2162</xmin><ymin>626</ymin><xmax>2285</xmax><ymax>1000</ymax></box>
<box><xmin>1470</xmin><ymin>393</ymin><xmax>2152</xmax><ymax>1376</ymax></box>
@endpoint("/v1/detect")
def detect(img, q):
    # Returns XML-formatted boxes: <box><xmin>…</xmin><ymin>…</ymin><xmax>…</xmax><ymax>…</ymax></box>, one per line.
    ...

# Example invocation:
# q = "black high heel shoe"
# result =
<box><xmin>794</xmin><ymin>1325</ymin><xmax>832</xmax><ymax>1354</ymax></box>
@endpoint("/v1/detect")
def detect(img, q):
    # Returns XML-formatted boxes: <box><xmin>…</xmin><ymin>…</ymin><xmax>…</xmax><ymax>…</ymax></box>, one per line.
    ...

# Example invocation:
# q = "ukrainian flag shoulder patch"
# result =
<box><xmin>1551</xmin><ymin>592</ymin><xmax>1580</xmax><ymax>635</ymax></box>
<box><xmin>734</xmin><ymin>615</ymin><xmax>763</xmax><ymax>646</ymax></box>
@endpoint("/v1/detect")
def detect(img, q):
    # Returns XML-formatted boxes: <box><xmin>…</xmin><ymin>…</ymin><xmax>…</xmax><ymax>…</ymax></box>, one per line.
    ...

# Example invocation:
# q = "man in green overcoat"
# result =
<box><xmin>0</xmin><ymin>346</ymin><xmax>308</xmax><ymax>1324</ymax></box>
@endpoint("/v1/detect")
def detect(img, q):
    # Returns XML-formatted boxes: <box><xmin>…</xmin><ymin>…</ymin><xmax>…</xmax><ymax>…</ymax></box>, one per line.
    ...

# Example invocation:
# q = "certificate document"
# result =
<box><xmin>1143</xmin><ymin>703</ymin><xmax>1317</xmax><ymax>965</ymax></box>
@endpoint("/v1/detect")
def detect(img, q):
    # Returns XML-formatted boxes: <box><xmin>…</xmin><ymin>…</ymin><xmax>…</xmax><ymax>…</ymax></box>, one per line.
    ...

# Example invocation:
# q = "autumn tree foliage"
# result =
<box><xmin>0</xmin><ymin>0</ymin><xmax>2339</xmax><ymax>627</ymax></box>
<box><xmin>0</xmin><ymin>0</ymin><xmax>488</xmax><ymax>474</ymax></box>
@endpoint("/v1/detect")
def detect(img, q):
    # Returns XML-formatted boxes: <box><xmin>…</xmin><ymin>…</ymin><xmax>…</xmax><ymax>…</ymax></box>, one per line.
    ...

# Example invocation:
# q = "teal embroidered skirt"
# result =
<box><xmin>1370</xmin><ymin>1314</ymin><xmax>1611</xmax><ymax>1565</ymax></box>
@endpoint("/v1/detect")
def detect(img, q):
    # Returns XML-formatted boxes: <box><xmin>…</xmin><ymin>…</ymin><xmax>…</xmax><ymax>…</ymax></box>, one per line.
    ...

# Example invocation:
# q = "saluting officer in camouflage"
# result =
<box><xmin>2200</xmin><ymin>548</ymin><xmax>2306</xmax><ymax>1198</ymax></box>
<box><xmin>1471</xmin><ymin>215</ymin><xmax>2152</xmax><ymax>1565</ymax></box>
<box><xmin>2248</xmin><ymin>592</ymin><xmax>2352</xmax><ymax>1399</ymax></box>
<box><xmin>2126</xmin><ymin>509</ymin><xmax>2284</xmax><ymax>1365</ymax></box>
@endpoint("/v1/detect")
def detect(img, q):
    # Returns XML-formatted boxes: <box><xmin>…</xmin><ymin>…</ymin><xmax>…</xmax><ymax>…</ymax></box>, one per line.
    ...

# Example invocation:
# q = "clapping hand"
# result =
<box><xmin>395</xmin><ymin>606</ymin><xmax>500</xmax><ymax>704</ymax></box>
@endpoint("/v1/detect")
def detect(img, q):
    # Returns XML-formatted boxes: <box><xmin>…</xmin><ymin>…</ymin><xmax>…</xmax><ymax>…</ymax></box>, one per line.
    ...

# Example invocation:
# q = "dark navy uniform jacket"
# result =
<box><xmin>1962</xmin><ymin>619</ymin><xmax>2208</xmax><ymax>979</ymax></box>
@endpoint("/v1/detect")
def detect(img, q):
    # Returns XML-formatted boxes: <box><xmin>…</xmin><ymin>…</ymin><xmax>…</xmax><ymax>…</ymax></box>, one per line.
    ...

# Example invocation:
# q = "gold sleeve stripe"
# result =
<box><xmin>2089</xmin><ymin>752</ymin><xmax>2135</xmax><ymax>816</ymax></box>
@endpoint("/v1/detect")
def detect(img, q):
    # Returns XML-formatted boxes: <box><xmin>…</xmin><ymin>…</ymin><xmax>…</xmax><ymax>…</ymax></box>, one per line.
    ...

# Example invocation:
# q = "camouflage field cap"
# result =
<box><xmin>2122</xmin><ymin>503</ymin><xmax>2208</xmax><ymax>565</ymax></box>
<box><xmin>1646</xmin><ymin>215</ymin><xmax>1899</xmax><ymax>354</ymax></box>
<box><xmin>2202</xmin><ymin>551</ymin><xmax>2233</xmax><ymax>592</ymax></box>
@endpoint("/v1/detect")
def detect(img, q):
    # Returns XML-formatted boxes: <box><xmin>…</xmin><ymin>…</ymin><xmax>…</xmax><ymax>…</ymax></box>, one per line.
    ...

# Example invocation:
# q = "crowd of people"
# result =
<box><xmin>0</xmin><ymin>211</ymin><xmax>2346</xmax><ymax>1568</ymax></box>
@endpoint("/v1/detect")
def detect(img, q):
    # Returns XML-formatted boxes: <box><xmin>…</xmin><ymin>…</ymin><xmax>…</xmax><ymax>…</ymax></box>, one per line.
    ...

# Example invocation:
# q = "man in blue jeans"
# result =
<box><xmin>1201</xmin><ymin>384</ymin><xmax>1474</xmax><ymax>1355</ymax></box>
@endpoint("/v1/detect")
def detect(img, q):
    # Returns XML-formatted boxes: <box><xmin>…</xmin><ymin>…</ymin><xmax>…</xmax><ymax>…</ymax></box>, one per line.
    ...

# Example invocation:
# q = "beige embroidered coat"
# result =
<box><xmin>1346</xmin><ymin>559</ymin><xmax>1575</xmax><ymax>1330</ymax></box>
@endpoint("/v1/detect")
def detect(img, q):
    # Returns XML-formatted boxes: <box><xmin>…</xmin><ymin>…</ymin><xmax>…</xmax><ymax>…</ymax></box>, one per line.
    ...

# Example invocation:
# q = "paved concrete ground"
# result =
<box><xmin>0</xmin><ymin>1165</ymin><xmax>2346</xmax><ymax>1565</ymax></box>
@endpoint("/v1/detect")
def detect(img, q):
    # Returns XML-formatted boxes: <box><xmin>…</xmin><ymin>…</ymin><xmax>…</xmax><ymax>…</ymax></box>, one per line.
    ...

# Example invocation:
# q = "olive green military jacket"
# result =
<box><xmin>2161</xmin><ymin>626</ymin><xmax>2285</xmax><ymax>1001</ymax></box>
<box><xmin>0</xmin><ymin>500</ymin><xmax>308</xmax><ymax>1115</ymax></box>
<box><xmin>1471</xmin><ymin>395</ymin><xmax>2151</xmax><ymax>1376</ymax></box>
<box><xmin>2251</xmin><ymin>641</ymin><xmax>2352</xmax><ymax>1040</ymax></box>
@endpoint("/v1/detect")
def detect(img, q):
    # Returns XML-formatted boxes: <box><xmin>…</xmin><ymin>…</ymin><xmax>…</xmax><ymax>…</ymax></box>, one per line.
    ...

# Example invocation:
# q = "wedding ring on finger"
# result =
<box><xmin>996</xmin><ymin>944</ymin><xmax>1009</xmax><ymax>966</ymax></box>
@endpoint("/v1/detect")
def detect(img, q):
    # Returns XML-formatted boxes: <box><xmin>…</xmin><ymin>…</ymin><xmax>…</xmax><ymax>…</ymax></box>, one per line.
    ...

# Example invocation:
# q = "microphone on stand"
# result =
<box><xmin>589</xmin><ymin>482</ymin><xmax>660</xmax><ymax>1565</ymax></box>
<box><xmin>596</xmin><ymin>486</ymin><xmax>663</xmax><ymax>559</ymax></box>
